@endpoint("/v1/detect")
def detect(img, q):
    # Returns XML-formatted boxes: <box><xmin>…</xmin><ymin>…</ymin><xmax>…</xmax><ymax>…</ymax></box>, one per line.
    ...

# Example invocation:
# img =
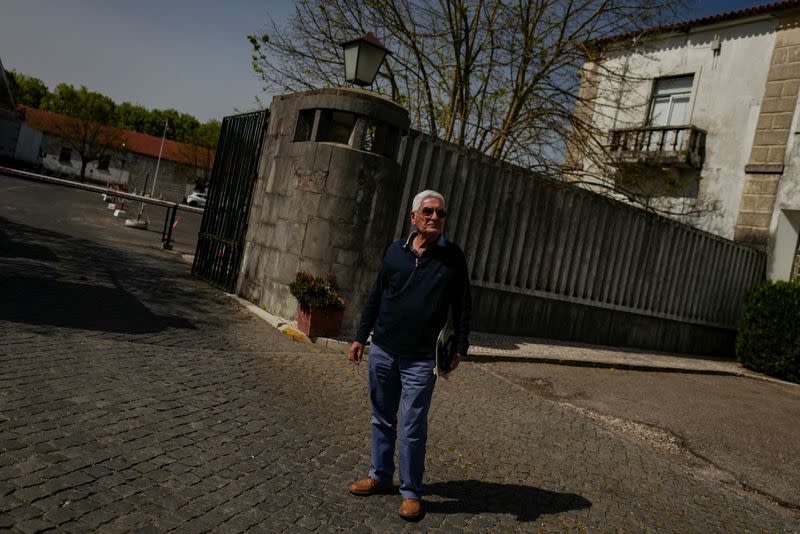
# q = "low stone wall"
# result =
<box><xmin>471</xmin><ymin>285</ymin><xmax>737</xmax><ymax>357</ymax></box>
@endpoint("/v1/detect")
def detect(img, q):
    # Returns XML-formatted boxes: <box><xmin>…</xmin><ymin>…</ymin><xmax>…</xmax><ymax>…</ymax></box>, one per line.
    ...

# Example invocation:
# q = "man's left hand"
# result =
<box><xmin>448</xmin><ymin>353</ymin><xmax>462</xmax><ymax>373</ymax></box>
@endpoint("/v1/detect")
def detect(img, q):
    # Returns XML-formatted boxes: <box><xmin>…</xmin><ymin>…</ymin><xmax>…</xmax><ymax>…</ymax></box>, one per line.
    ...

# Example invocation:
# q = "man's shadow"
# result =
<box><xmin>424</xmin><ymin>480</ymin><xmax>591</xmax><ymax>521</ymax></box>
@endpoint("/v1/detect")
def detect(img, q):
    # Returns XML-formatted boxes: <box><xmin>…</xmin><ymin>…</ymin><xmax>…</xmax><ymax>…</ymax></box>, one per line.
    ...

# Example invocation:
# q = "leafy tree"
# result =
<box><xmin>116</xmin><ymin>103</ymin><xmax>199</xmax><ymax>141</ymax></box>
<box><xmin>115</xmin><ymin>102</ymin><xmax>151</xmax><ymax>133</ymax></box>
<box><xmin>249</xmin><ymin>0</ymin><xmax>682</xmax><ymax>162</ymax></box>
<box><xmin>5</xmin><ymin>70</ymin><xmax>48</xmax><ymax>108</ymax></box>
<box><xmin>171</xmin><ymin>111</ymin><xmax>202</xmax><ymax>143</ymax></box>
<box><xmin>139</xmin><ymin>108</ymin><xmax>200</xmax><ymax>142</ymax></box>
<box><xmin>40</xmin><ymin>83</ymin><xmax>123</xmax><ymax>180</ymax></box>
<box><xmin>178</xmin><ymin>119</ymin><xmax>221</xmax><ymax>189</ymax></box>
<box><xmin>7</xmin><ymin>70</ymin><xmax>222</xmax><ymax>179</ymax></box>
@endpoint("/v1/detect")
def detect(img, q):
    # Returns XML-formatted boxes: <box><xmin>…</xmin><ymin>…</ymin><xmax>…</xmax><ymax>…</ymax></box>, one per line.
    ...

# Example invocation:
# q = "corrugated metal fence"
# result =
<box><xmin>393</xmin><ymin>130</ymin><xmax>765</xmax><ymax>330</ymax></box>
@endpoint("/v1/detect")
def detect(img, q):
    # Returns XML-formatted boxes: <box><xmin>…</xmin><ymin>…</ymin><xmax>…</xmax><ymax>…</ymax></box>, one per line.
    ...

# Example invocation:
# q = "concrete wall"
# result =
<box><xmin>472</xmin><ymin>286</ymin><xmax>737</xmax><ymax>356</ymax></box>
<box><xmin>770</xmin><ymin>108</ymin><xmax>800</xmax><ymax>278</ymax></box>
<box><xmin>34</xmin><ymin>133</ymin><xmax>196</xmax><ymax>202</ymax></box>
<box><xmin>237</xmin><ymin>88</ymin><xmax>410</xmax><ymax>335</ymax></box>
<box><xmin>124</xmin><ymin>156</ymin><xmax>197</xmax><ymax>202</ymax></box>
<box><xmin>771</xmin><ymin>208</ymin><xmax>800</xmax><ymax>280</ymax></box>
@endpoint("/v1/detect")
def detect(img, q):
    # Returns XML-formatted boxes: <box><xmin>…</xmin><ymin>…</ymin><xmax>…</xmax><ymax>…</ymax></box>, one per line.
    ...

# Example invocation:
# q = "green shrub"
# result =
<box><xmin>736</xmin><ymin>280</ymin><xmax>800</xmax><ymax>383</ymax></box>
<box><xmin>288</xmin><ymin>271</ymin><xmax>345</xmax><ymax>311</ymax></box>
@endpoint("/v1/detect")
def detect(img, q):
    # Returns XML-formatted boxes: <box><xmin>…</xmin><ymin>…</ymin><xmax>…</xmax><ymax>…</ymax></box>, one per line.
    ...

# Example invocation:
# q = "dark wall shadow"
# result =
<box><xmin>425</xmin><ymin>480</ymin><xmax>591</xmax><ymax>521</ymax></box>
<box><xmin>1</xmin><ymin>215</ymin><xmax>195</xmax><ymax>334</ymax></box>
<box><xmin>0</xmin><ymin>227</ymin><xmax>59</xmax><ymax>262</ymax></box>
<box><xmin>0</xmin><ymin>275</ymin><xmax>193</xmax><ymax>333</ymax></box>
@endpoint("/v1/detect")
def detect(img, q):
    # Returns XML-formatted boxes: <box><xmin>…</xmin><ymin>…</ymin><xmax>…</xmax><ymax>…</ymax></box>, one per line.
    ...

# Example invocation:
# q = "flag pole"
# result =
<box><xmin>150</xmin><ymin>120</ymin><xmax>168</xmax><ymax>197</ymax></box>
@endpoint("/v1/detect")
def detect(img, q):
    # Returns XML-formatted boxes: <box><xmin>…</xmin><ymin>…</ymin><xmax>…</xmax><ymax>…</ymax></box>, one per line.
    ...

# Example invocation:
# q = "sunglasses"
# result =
<box><xmin>418</xmin><ymin>207</ymin><xmax>448</xmax><ymax>218</ymax></box>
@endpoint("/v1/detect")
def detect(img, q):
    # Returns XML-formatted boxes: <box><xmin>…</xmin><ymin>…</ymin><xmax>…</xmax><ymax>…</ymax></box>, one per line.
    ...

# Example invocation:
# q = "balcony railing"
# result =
<box><xmin>609</xmin><ymin>125</ymin><xmax>706</xmax><ymax>169</ymax></box>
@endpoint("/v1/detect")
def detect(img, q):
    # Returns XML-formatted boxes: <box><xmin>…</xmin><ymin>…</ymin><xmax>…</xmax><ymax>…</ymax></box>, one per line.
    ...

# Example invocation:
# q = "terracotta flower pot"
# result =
<box><xmin>297</xmin><ymin>304</ymin><xmax>344</xmax><ymax>338</ymax></box>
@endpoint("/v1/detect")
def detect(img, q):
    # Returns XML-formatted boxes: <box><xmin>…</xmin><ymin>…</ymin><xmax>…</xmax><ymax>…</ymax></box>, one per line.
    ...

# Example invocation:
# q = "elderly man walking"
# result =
<box><xmin>347</xmin><ymin>189</ymin><xmax>471</xmax><ymax>520</ymax></box>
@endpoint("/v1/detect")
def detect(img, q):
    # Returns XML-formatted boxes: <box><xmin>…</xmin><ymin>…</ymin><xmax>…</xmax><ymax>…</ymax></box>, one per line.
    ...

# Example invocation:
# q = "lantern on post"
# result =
<box><xmin>340</xmin><ymin>33</ymin><xmax>391</xmax><ymax>87</ymax></box>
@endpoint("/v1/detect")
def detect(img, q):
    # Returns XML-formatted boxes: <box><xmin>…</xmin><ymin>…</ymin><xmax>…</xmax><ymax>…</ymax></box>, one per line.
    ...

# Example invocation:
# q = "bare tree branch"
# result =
<box><xmin>248</xmin><ymin>0</ymin><xmax>702</xmax><ymax>216</ymax></box>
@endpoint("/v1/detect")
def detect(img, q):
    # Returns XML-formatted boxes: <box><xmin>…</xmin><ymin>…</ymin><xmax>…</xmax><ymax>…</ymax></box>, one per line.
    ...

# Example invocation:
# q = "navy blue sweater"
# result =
<box><xmin>355</xmin><ymin>233</ymin><xmax>471</xmax><ymax>359</ymax></box>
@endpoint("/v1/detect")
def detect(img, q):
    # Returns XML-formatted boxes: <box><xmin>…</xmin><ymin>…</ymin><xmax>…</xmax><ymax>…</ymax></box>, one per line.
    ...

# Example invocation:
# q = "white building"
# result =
<box><xmin>18</xmin><ymin>107</ymin><xmax>213</xmax><ymax>203</ymax></box>
<box><xmin>569</xmin><ymin>1</ymin><xmax>800</xmax><ymax>281</ymax></box>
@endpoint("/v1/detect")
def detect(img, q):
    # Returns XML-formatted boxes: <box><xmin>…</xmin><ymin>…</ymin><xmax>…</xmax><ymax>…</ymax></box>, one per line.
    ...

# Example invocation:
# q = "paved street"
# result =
<box><xmin>1</xmin><ymin>174</ymin><xmax>799</xmax><ymax>532</ymax></box>
<box><xmin>0</xmin><ymin>173</ymin><xmax>202</xmax><ymax>257</ymax></box>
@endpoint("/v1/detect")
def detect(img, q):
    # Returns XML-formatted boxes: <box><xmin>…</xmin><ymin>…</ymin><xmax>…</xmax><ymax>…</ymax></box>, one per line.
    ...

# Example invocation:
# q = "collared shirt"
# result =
<box><xmin>355</xmin><ymin>232</ymin><xmax>471</xmax><ymax>359</ymax></box>
<box><xmin>403</xmin><ymin>232</ymin><xmax>446</xmax><ymax>266</ymax></box>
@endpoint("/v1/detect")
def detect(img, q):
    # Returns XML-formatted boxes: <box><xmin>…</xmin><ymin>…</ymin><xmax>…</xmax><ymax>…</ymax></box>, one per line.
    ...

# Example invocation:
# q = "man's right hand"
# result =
<box><xmin>348</xmin><ymin>341</ymin><xmax>365</xmax><ymax>364</ymax></box>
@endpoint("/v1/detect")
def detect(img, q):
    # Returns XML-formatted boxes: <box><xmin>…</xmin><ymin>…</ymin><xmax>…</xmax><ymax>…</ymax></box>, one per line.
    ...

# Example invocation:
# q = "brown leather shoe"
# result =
<box><xmin>398</xmin><ymin>498</ymin><xmax>423</xmax><ymax>520</ymax></box>
<box><xmin>348</xmin><ymin>477</ymin><xmax>393</xmax><ymax>496</ymax></box>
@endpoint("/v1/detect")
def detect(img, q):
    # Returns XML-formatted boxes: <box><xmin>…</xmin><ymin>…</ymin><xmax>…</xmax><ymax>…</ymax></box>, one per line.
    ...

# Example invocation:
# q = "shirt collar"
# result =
<box><xmin>403</xmin><ymin>231</ymin><xmax>446</xmax><ymax>250</ymax></box>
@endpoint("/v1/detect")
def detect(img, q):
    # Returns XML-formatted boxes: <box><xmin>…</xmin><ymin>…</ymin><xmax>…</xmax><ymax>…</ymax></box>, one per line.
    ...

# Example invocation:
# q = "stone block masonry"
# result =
<box><xmin>237</xmin><ymin>88</ymin><xmax>410</xmax><ymax>335</ymax></box>
<box><xmin>737</xmin><ymin>15</ymin><xmax>800</xmax><ymax>248</ymax></box>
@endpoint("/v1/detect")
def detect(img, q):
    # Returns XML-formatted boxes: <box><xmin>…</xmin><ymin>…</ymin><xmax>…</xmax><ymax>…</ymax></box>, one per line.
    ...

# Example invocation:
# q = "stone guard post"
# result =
<box><xmin>237</xmin><ymin>88</ymin><xmax>410</xmax><ymax>337</ymax></box>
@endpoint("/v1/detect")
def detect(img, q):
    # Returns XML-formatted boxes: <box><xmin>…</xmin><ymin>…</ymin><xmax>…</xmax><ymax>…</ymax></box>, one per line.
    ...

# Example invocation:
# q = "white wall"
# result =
<box><xmin>41</xmin><ymin>153</ymin><xmax>129</xmax><ymax>186</ymax></box>
<box><xmin>590</xmin><ymin>17</ymin><xmax>778</xmax><ymax>239</ymax></box>
<box><xmin>771</xmin><ymin>133</ymin><xmax>800</xmax><ymax>278</ymax></box>
<box><xmin>770</xmin><ymin>209</ymin><xmax>800</xmax><ymax>279</ymax></box>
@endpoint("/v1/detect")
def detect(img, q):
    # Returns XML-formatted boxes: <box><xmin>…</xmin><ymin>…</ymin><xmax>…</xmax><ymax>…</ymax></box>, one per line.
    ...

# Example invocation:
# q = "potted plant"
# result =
<box><xmin>289</xmin><ymin>271</ymin><xmax>346</xmax><ymax>337</ymax></box>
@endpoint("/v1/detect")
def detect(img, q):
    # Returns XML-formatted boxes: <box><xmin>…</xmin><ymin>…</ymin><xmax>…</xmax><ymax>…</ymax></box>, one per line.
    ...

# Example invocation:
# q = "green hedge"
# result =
<box><xmin>736</xmin><ymin>280</ymin><xmax>800</xmax><ymax>383</ymax></box>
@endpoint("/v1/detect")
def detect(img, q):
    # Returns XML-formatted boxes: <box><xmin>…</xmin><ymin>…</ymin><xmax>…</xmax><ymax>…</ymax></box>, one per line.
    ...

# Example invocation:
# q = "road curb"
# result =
<box><xmin>225</xmin><ymin>293</ymin><xmax>312</xmax><ymax>344</ymax></box>
<box><xmin>465</xmin><ymin>354</ymin><xmax>747</xmax><ymax>376</ymax></box>
<box><xmin>224</xmin><ymin>294</ymin><xmax>799</xmax><ymax>386</ymax></box>
<box><xmin>224</xmin><ymin>294</ymin><xmax>364</xmax><ymax>354</ymax></box>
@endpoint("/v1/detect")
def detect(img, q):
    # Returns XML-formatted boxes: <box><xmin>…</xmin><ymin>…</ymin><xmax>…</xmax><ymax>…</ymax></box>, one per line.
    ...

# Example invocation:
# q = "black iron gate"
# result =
<box><xmin>192</xmin><ymin>110</ymin><xmax>268</xmax><ymax>291</ymax></box>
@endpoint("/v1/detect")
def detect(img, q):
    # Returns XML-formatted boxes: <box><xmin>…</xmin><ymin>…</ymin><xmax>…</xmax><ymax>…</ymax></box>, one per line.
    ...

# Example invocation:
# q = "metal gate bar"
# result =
<box><xmin>0</xmin><ymin>165</ymin><xmax>202</xmax><ymax>250</ymax></box>
<box><xmin>192</xmin><ymin>110</ymin><xmax>268</xmax><ymax>291</ymax></box>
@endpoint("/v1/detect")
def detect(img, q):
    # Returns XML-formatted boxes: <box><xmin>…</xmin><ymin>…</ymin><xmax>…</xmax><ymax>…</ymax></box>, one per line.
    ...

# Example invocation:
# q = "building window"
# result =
<box><xmin>294</xmin><ymin>108</ymin><xmax>357</xmax><ymax>145</ymax></box>
<box><xmin>292</xmin><ymin>108</ymin><xmax>400</xmax><ymax>158</ymax></box>
<box><xmin>97</xmin><ymin>155</ymin><xmax>110</xmax><ymax>171</ymax></box>
<box><xmin>363</xmin><ymin>123</ymin><xmax>379</xmax><ymax>153</ymax></box>
<box><xmin>59</xmin><ymin>146</ymin><xmax>71</xmax><ymax>162</ymax></box>
<box><xmin>360</xmin><ymin>119</ymin><xmax>399</xmax><ymax>158</ymax></box>
<box><xmin>294</xmin><ymin>109</ymin><xmax>316</xmax><ymax>142</ymax></box>
<box><xmin>316</xmin><ymin>110</ymin><xmax>357</xmax><ymax>145</ymax></box>
<box><xmin>648</xmin><ymin>75</ymin><xmax>694</xmax><ymax>127</ymax></box>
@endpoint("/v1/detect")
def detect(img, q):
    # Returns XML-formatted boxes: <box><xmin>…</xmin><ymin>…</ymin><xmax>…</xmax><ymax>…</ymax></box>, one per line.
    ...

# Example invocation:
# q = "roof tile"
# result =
<box><xmin>22</xmin><ymin>106</ymin><xmax>214</xmax><ymax>167</ymax></box>
<box><xmin>597</xmin><ymin>0</ymin><xmax>800</xmax><ymax>46</ymax></box>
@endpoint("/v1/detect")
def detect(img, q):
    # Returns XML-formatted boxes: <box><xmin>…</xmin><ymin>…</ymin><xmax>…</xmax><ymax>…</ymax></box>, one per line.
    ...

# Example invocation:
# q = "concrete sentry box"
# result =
<box><xmin>237</xmin><ymin>88</ymin><xmax>410</xmax><ymax>337</ymax></box>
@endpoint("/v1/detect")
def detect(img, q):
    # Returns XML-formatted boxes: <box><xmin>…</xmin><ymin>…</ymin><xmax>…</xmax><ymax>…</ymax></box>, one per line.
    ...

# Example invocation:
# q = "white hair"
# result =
<box><xmin>411</xmin><ymin>190</ymin><xmax>445</xmax><ymax>212</ymax></box>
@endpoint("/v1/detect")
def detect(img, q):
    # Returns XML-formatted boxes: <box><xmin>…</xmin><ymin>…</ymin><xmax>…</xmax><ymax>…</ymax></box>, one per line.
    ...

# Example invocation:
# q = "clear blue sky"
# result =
<box><xmin>0</xmin><ymin>0</ymin><xmax>775</xmax><ymax>123</ymax></box>
<box><xmin>1</xmin><ymin>0</ymin><xmax>292</xmax><ymax>122</ymax></box>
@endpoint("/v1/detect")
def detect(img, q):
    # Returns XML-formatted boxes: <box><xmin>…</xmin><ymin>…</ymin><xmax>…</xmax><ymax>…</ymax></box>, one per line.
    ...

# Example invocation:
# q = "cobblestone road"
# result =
<box><xmin>1</xmin><ymin>208</ymin><xmax>798</xmax><ymax>532</ymax></box>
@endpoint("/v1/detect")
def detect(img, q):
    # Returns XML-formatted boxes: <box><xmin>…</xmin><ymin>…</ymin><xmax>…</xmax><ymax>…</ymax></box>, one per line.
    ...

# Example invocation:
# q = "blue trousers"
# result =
<box><xmin>367</xmin><ymin>343</ymin><xmax>436</xmax><ymax>499</ymax></box>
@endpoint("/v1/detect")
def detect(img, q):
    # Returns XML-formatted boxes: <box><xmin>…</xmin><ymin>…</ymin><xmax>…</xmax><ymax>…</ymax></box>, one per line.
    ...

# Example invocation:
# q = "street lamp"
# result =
<box><xmin>340</xmin><ymin>33</ymin><xmax>391</xmax><ymax>87</ymax></box>
<box><xmin>120</xmin><ymin>142</ymin><xmax>127</xmax><ymax>180</ymax></box>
